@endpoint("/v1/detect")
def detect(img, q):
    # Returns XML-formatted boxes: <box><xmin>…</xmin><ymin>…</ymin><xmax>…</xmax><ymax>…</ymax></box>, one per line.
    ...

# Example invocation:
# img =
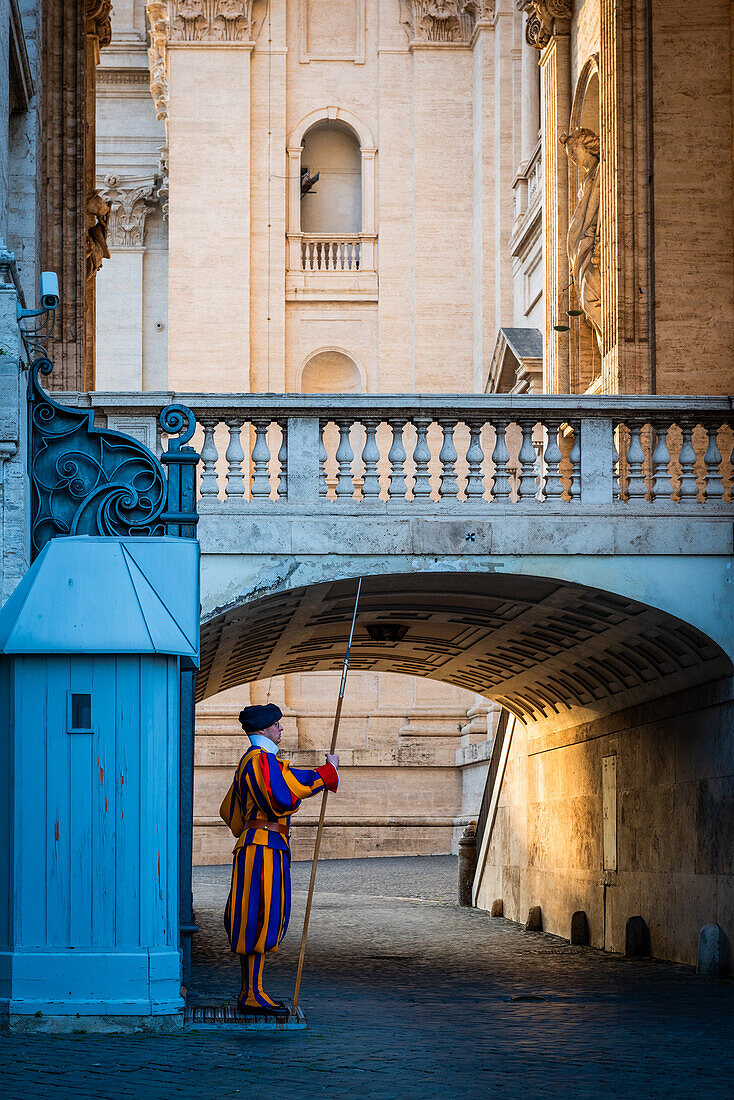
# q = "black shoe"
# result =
<box><xmin>237</xmin><ymin>999</ymin><xmax>289</xmax><ymax>1019</ymax></box>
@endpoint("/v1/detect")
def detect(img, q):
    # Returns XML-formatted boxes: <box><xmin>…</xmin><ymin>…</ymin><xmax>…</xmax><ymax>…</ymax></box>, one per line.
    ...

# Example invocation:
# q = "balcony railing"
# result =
<box><xmin>301</xmin><ymin>235</ymin><xmax>361</xmax><ymax>272</ymax></box>
<box><xmin>513</xmin><ymin>140</ymin><xmax>542</xmax><ymax>228</ymax></box>
<box><xmin>60</xmin><ymin>394</ymin><xmax>734</xmax><ymax>513</ymax></box>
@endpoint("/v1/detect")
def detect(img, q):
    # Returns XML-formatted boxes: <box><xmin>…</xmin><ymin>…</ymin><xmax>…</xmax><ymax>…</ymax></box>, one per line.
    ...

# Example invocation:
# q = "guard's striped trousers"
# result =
<box><xmin>224</xmin><ymin>844</ymin><xmax>292</xmax><ymax>1008</ymax></box>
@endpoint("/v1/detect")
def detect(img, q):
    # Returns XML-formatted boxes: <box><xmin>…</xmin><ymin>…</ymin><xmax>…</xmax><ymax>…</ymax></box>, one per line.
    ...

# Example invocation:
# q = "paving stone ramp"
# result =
<box><xmin>1</xmin><ymin>856</ymin><xmax>732</xmax><ymax>1098</ymax></box>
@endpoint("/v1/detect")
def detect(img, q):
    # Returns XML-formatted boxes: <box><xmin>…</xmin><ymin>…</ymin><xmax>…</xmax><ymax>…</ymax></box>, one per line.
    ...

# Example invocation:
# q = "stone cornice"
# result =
<box><xmin>519</xmin><ymin>0</ymin><xmax>573</xmax><ymax>50</ymax></box>
<box><xmin>98</xmin><ymin>175</ymin><xmax>159</xmax><ymax>248</ymax></box>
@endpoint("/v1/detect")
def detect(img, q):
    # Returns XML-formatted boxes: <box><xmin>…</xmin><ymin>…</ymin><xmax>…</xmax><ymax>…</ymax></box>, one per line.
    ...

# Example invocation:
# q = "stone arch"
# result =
<box><xmin>286</xmin><ymin>106</ymin><xmax>377</xmax><ymax>240</ymax></box>
<box><xmin>298</xmin><ymin>347</ymin><xmax>365</xmax><ymax>393</ymax></box>
<box><xmin>198</xmin><ymin>565</ymin><xmax>732</xmax><ymax>732</ymax></box>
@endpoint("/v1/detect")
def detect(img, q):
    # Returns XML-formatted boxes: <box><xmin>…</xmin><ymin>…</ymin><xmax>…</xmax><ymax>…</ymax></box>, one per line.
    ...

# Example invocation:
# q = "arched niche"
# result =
<box><xmin>300</xmin><ymin>121</ymin><xmax>362</xmax><ymax>235</ymax></box>
<box><xmin>568</xmin><ymin>56</ymin><xmax>601</xmax><ymax>393</ymax></box>
<box><xmin>286</xmin><ymin>106</ymin><xmax>377</xmax><ymax>273</ymax></box>
<box><xmin>298</xmin><ymin>348</ymin><xmax>365</xmax><ymax>394</ymax></box>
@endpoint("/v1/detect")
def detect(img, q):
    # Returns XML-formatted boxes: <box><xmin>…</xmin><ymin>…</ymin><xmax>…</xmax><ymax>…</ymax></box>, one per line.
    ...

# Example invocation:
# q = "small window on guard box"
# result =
<box><xmin>69</xmin><ymin>692</ymin><xmax>92</xmax><ymax>733</ymax></box>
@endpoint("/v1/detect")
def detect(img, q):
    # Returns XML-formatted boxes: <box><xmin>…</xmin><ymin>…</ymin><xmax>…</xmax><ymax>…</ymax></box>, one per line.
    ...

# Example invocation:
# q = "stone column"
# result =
<box><xmin>166</xmin><ymin>2</ymin><xmax>256</xmax><ymax>391</ymax></box>
<box><xmin>95</xmin><ymin>176</ymin><xmax>157</xmax><ymax>390</ymax></box>
<box><xmin>520</xmin><ymin>32</ymin><xmax>540</xmax><ymax>164</ymax></box>
<box><xmin>408</xmin><ymin>8</ymin><xmax>474</xmax><ymax>392</ymax></box>
<box><xmin>524</xmin><ymin>2</ymin><xmax>573</xmax><ymax>393</ymax></box>
<box><xmin>599</xmin><ymin>0</ymin><xmax>654</xmax><ymax>394</ymax></box>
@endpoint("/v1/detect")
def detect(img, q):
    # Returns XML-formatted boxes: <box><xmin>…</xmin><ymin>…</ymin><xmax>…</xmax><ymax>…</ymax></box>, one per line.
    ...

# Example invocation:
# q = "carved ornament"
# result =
<box><xmin>399</xmin><ymin>0</ymin><xmax>475</xmax><ymax>44</ymax></box>
<box><xmin>522</xmin><ymin>0</ymin><xmax>573</xmax><ymax>50</ymax></box>
<box><xmin>87</xmin><ymin>0</ymin><xmax>113</xmax><ymax>49</ymax></box>
<box><xmin>461</xmin><ymin>0</ymin><xmax>495</xmax><ymax>22</ymax></box>
<box><xmin>85</xmin><ymin>190</ymin><xmax>110</xmax><ymax>279</ymax></box>
<box><xmin>98</xmin><ymin>176</ymin><xmax>158</xmax><ymax>249</ymax></box>
<box><xmin>560</xmin><ymin>128</ymin><xmax>602</xmax><ymax>347</ymax></box>
<box><xmin>169</xmin><ymin>0</ymin><xmax>267</xmax><ymax>43</ymax></box>
<box><xmin>147</xmin><ymin>2</ymin><xmax>169</xmax><ymax>136</ymax></box>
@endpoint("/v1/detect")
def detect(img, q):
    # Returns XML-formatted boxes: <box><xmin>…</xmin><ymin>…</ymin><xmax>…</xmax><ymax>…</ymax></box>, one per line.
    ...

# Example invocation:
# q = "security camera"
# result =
<box><xmin>39</xmin><ymin>271</ymin><xmax>60</xmax><ymax>311</ymax></box>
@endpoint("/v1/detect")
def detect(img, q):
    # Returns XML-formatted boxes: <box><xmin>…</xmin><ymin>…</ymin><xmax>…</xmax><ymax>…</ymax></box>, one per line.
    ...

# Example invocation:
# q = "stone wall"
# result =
<box><xmin>475</xmin><ymin>677</ymin><xmax>734</xmax><ymax>971</ymax></box>
<box><xmin>192</xmin><ymin>676</ymin><xmax>490</xmax><ymax>864</ymax></box>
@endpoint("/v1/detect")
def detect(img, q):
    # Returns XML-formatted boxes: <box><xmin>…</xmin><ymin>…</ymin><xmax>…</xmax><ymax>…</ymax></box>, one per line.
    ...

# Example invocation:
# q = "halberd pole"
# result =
<box><xmin>292</xmin><ymin>578</ymin><xmax>362</xmax><ymax>1014</ymax></box>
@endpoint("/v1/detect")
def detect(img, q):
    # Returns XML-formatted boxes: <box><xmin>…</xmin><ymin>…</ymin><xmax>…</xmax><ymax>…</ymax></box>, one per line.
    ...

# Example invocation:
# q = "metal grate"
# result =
<box><xmin>184</xmin><ymin>1003</ymin><xmax>306</xmax><ymax>1030</ymax></box>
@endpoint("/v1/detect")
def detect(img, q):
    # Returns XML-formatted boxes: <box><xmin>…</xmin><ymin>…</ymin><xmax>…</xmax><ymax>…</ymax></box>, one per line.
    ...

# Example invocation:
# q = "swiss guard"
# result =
<box><xmin>219</xmin><ymin>702</ymin><xmax>339</xmax><ymax>1017</ymax></box>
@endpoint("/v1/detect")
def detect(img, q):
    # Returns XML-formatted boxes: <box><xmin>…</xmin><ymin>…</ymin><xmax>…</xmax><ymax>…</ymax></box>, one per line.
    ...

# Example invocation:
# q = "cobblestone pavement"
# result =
<box><xmin>2</xmin><ymin>856</ymin><xmax>733</xmax><ymax>1099</ymax></box>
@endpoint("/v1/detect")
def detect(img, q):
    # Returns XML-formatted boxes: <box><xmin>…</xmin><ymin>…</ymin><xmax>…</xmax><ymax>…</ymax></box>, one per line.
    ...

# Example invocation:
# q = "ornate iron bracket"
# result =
<box><xmin>28</xmin><ymin>357</ymin><xmax>199</xmax><ymax>557</ymax></box>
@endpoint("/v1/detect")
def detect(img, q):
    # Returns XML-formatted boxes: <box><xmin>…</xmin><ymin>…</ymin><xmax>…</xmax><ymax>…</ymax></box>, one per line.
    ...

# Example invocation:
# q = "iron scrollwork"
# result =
<box><xmin>28</xmin><ymin>357</ymin><xmax>198</xmax><ymax>557</ymax></box>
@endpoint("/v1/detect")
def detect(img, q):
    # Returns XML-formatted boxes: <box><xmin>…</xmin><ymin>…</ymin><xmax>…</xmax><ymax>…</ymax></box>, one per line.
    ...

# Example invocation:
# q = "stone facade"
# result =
<box><xmin>95</xmin><ymin>0</ymin><xmax>548</xmax><ymax>862</ymax></box>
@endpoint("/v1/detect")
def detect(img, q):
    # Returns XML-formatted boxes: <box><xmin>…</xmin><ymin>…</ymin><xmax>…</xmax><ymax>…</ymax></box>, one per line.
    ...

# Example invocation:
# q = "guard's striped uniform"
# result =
<box><xmin>220</xmin><ymin>746</ymin><xmax>338</xmax><ymax>1009</ymax></box>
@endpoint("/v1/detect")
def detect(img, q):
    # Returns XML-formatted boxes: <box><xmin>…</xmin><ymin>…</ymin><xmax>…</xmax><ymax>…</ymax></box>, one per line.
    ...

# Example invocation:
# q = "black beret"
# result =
<box><xmin>239</xmin><ymin>703</ymin><xmax>283</xmax><ymax>734</ymax></box>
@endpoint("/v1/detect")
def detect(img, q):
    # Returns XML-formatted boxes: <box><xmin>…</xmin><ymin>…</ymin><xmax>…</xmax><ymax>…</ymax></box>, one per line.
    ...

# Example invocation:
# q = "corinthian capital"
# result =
<box><xmin>399</xmin><ymin>0</ymin><xmax>475</xmax><ymax>44</ymax></box>
<box><xmin>87</xmin><ymin>0</ymin><xmax>113</xmax><ymax>49</ymax></box>
<box><xmin>98</xmin><ymin>176</ymin><xmax>158</xmax><ymax>249</ymax></box>
<box><xmin>521</xmin><ymin>0</ymin><xmax>573</xmax><ymax>50</ymax></box>
<box><xmin>169</xmin><ymin>0</ymin><xmax>264</xmax><ymax>43</ymax></box>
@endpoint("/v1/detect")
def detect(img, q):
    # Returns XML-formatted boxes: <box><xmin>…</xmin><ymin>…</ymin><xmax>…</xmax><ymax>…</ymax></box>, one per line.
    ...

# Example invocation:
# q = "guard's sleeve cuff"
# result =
<box><xmin>316</xmin><ymin>763</ymin><xmax>339</xmax><ymax>792</ymax></box>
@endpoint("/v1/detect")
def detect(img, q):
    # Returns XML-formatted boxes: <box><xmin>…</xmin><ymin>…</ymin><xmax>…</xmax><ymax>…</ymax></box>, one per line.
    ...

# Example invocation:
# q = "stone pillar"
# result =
<box><xmin>457</xmin><ymin>822</ymin><xmax>477</xmax><ymax>906</ymax></box>
<box><xmin>411</xmin><ymin>39</ymin><xmax>474</xmax><ymax>391</ymax></box>
<box><xmin>527</xmin><ymin>4</ymin><xmax>572</xmax><ymax>393</ymax></box>
<box><xmin>95</xmin><ymin>176</ymin><xmax>157</xmax><ymax>390</ymax></box>
<box><xmin>520</xmin><ymin>33</ymin><xmax>539</xmax><ymax>164</ymax></box>
<box><xmin>166</xmin><ymin>2</ymin><xmax>255</xmax><ymax>391</ymax></box>
<box><xmin>599</xmin><ymin>0</ymin><xmax>654</xmax><ymax>394</ymax></box>
<box><xmin>41</xmin><ymin>1</ymin><xmax>111</xmax><ymax>393</ymax></box>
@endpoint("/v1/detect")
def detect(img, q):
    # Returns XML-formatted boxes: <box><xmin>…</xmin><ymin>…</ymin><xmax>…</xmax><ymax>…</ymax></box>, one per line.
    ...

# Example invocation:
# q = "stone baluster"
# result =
<box><xmin>466</xmin><ymin>420</ymin><xmax>485</xmax><ymax>501</ymax></box>
<box><xmin>703</xmin><ymin>423</ymin><xmax>724</xmax><ymax>500</ymax></box>
<box><xmin>224</xmin><ymin>417</ymin><xmax>246</xmax><ymax>500</ymax></box>
<box><xmin>199</xmin><ymin>417</ymin><xmax>219</xmax><ymax>500</ymax></box>
<box><xmin>518</xmin><ymin>420</ymin><xmax>539</xmax><ymax>501</ymax></box>
<box><xmin>439</xmin><ymin>420</ymin><xmax>459</xmax><ymax>501</ymax></box>
<box><xmin>677</xmin><ymin>421</ymin><xmax>698</xmax><ymax>500</ymax></box>
<box><xmin>361</xmin><ymin>418</ymin><xmax>381</xmax><ymax>500</ymax></box>
<box><xmin>568</xmin><ymin>426</ymin><xmax>581</xmax><ymax>500</ymax></box>
<box><xmin>277</xmin><ymin>423</ymin><xmax>288</xmax><ymax>499</ymax></box>
<box><xmin>388</xmin><ymin>420</ymin><xmax>409</xmax><ymax>500</ymax></box>
<box><xmin>625</xmin><ymin>420</ymin><xmax>647</xmax><ymax>501</ymax></box>
<box><xmin>335</xmin><ymin>419</ymin><xmax>355</xmax><ymax>498</ymax></box>
<box><xmin>490</xmin><ymin>420</ymin><xmax>510</xmax><ymax>501</ymax></box>
<box><xmin>319</xmin><ymin>422</ymin><xmax>328</xmax><ymax>497</ymax></box>
<box><xmin>412</xmin><ymin>417</ymin><xmax>432</xmax><ymax>500</ymax></box>
<box><xmin>542</xmin><ymin>420</ymin><xmax>563</xmax><ymax>502</ymax></box>
<box><xmin>251</xmin><ymin>418</ymin><xmax>272</xmax><ymax>499</ymax></box>
<box><xmin>651</xmin><ymin>422</ymin><xmax>672</xmax><ymax>501</ymax></box>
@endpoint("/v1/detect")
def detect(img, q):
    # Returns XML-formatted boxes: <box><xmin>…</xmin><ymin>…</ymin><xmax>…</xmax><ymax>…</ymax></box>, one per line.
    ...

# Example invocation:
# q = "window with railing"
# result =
<box><xmin>286</xmin><ymin>109</ymin><xmax>377</xmax><ymax>297</ymax></box>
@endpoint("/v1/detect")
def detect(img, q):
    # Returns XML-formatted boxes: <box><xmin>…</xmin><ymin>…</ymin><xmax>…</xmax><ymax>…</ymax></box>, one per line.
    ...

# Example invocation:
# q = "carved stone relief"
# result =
<box><xmin>522</xmin><ymin>0</ymin><xmax>573</xmax><ymax>50</ymax></box>
<box><xmin>86</xmin><ymin>190</ymin><xmax>111</xmax><ymax>278</ymax></box>
<box><xmin>560</xmin><ymin>128</ymin><xmax>602</xmax><ymax>347</ymax></box>
<box><xmin>98</xmin><ymin>176</ymin><xmax>158</xmax><ymax>249</ymax></box>
<box><xmin>399</xmin><ymin>0</ymin><xmax>475</xmax><ymax>44</ymax></box>
<box><xmin>147</xmin><ymin>2</ymin><xmax>169</xmax><ymax>137</ymax></box>
<box><xmin>87</xmin><ymin>0</ymin><xmax>113</xmax><ymax>49</ymax></box>
<box><xmin>169</xmin><ymin>0</ymin><xmax>268</xmax><ymax>43</ymax></box>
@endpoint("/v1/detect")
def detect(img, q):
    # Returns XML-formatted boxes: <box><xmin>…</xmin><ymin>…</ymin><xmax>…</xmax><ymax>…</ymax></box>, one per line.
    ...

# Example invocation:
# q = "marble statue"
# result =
<box><xmin>560</xmin><ymin>127</ymin><xmax>602</xmax><ymax>347</ymax></box>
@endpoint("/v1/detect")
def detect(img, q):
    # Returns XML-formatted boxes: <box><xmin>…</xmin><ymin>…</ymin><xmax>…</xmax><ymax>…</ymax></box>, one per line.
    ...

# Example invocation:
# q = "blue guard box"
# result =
<box><xmin>0</xmin><ymin>536</ymin><xmax>199</xmax><ymax>1024</ymax></box>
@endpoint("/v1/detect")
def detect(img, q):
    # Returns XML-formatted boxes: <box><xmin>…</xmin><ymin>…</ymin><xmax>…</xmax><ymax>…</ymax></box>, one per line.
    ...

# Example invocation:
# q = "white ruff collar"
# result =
<box><xmin>248</xmin><ymin>733</ymin><xmax>279</xmax><ymax>754</ymax></box>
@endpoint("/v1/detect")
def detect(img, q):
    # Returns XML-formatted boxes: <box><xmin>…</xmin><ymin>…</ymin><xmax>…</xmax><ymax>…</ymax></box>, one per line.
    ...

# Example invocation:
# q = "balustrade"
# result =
<box><xmin>61</xmin><ymin>394</ymin><xmax>733</xmax><ymax>513</ymax></box>
<box><xmin>301</xmin><ymin>236</ymin><xmax>361</xmax><ymax>272</ymax></box>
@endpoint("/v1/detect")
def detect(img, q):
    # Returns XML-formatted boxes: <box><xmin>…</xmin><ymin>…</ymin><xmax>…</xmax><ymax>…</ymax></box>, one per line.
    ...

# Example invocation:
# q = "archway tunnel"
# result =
<box><xmin>193</xmin><ymin>569</ymin><xmax>733</xmax><ymax>967</ymax></box>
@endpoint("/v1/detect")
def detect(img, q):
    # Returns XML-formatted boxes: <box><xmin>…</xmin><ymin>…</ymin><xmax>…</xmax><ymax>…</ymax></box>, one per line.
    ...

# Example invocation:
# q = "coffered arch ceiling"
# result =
<box><xmin>198</xmin><ymin>573</ymin><xmax>731</xmax><ymax>730</ymax></box>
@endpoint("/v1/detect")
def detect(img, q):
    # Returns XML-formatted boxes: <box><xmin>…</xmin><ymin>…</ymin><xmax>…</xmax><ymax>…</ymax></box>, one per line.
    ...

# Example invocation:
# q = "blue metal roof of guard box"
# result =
<box><xmin>0</xmin><ymin>536</ymin><xmax>200</xmax><ymax>659</ymax></box>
